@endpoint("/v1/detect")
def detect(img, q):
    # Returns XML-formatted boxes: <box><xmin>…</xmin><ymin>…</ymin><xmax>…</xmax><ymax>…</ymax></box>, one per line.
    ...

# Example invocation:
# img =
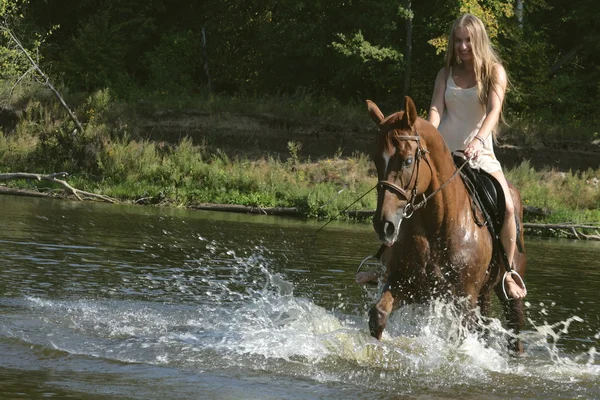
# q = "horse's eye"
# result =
<box><xmin>404</xmin><ymin>158</ymin><xmax>413</xmax><ymax>167</ymax></box>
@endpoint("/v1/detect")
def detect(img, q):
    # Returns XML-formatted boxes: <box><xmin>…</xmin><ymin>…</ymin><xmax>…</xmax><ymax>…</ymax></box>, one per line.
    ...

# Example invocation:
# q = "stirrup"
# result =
<box><xmin>356</xmin><ymin>254</ymin><xmax>385</xmax><ymax>275</ymax></box>
<box><xmin>502</xmin><ymin>270</ymin><xmax>527</xmax><ymax>301</ymax></box>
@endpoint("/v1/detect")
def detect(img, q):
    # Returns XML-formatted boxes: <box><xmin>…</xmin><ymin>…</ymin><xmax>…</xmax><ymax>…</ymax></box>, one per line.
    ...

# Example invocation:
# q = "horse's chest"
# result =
<box><xmin>392</xmin><ymin>237</ymin><xmax>456</xmax><ymax>299</ymax></box>
<box><xmin>404</xmin><ymin>234</ymin><xmax>458</xmax><ymax>269</ymax></box>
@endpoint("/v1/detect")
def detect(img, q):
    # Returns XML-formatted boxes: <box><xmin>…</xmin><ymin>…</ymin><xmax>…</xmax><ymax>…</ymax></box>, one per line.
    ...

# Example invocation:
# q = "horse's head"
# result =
<box><xmin>368</xmin><ymin>96</ymin><xmax>432</xmax><ymax>246</ymax></box>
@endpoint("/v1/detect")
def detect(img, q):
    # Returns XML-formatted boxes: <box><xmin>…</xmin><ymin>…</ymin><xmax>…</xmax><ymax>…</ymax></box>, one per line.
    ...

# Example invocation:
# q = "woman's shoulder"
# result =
<box><xmin>436</xmin><ymin>66</ymin><xmax>450</xmax><ymax>77</ymax></box>
<box><xmin>490</xmin><ymin>63</ymin><xmax>507</xmax><ymax>85</ymax></box>
<box><xmin>491</xmin><ymin>63</ymin><xmax>506</xmax><ymax>79</ymax></box>
<box><xmin>435</xmin><ymin>67</ymin><xmax>451</xmax><ymax>83</ymax></box>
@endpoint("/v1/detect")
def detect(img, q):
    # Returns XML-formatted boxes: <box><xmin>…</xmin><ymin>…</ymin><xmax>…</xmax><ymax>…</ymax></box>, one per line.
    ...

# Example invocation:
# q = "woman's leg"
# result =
<box><xmin>490</xmin><ymin>170</ymin><xmax>527</xmax><ymax>299</ymax></box>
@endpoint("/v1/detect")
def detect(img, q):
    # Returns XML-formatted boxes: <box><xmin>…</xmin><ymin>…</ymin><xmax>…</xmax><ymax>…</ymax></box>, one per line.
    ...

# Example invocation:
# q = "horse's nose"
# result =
<box><xmin>383</xmin><ymin>221</ymin><xmax>395</xmax><ymax>237</ymax></box>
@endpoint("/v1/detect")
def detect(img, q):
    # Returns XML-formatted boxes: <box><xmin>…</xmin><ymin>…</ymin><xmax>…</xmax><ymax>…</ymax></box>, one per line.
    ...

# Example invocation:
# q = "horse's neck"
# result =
<box><xmin>420</xmin><ymin>134</ymin><xmax>470</xmax><ymax>231</ymax></box>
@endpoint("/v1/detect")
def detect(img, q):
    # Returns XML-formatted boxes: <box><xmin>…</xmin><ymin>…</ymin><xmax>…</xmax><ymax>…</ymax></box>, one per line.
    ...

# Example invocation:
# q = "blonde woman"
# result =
<box><xmin>428</xmin><ymin>13</ymin><xmax>526</xmax><ymax>299</ymax></box>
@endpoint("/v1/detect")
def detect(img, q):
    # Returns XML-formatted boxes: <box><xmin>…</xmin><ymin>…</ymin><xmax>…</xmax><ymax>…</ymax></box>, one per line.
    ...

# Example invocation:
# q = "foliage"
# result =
<box><xmin>0</xmin><ymin>0</ymin><xmax>44</xmax><ymax>87</ymax></box>
<box><xmin>2</xmin><ymin>107</ymin><xmax>598</xmax><ymax>227</ymax></box>
<box><xmin>330</xmin><ymin>30</ymin><xmax>403</xmax><ymax>99</ymax></box>
<box><xmin>506</xmin><ymin>161</ymin><xmax>600</xmax><ymax>225</ymax></box>
<box><xmin>57</xmin><ymin>9</ymin><xmax>129</xmax><ymax>92</ymax></box>
<box><xmin>426</xmin><ymin>0</ymin><xmax>514</xmax><ymax>54</ymax></box>
<box><xmin>286</xmin><ymin>141</ymin><xmax>302</xmax><ymax>169</ymax></box>
<box><xmin>0</xmin><ymin>129</ymin><xmax>36</xmax><ymax>170</ymax></box>
<box><xmin>1</xmin><ymin>91</ymin><xmax>597</xmax><ymax>229</ymax></box>
<box><xmin>145</xmin><ymin>30</ymin><xmax>202</xmax><ymax>94</ymax></box>
<box><xmin>0</xmin><ymin>0</ymin><xmax>599</xmax><ymax>234</ymax></box>
<box><xmin>0</xmin><ymin>0</ymin><xmax>595</xmax><ymax>128</ymax></box>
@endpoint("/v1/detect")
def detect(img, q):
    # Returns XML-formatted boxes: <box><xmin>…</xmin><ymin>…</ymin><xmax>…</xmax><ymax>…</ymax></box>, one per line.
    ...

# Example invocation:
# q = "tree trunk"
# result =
<box><xmin>201</xmin><ymin>27</ymin><xmax>212</xmax><ymax>93</ymax></box>
<box><xmin>515</xmin><ymin>0</ymin><xmax>524</xmax><ymax>29</ymax></box>
<box><xmin>400</xmin><ymin>0</ymin><xmax>413</xmax><ymax>109</ymax></box>
<box><xmin>0</xmin><ymin>172</ymin><xmax>116</xmax><ymax>202</ymax></box>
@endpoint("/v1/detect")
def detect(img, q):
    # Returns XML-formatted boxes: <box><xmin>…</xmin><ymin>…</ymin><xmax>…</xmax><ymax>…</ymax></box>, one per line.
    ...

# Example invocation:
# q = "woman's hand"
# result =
<box><xmin>464</xmin><ymin>137</ymin><xmax>484</xmax><ymax>160</ymax></box>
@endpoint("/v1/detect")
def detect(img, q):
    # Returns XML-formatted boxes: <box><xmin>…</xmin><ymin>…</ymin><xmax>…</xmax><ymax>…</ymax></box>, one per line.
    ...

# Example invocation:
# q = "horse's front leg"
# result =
<box><xmin>369</xmin><ymin>288</ymin><xmax>395</xmax><ymax>340</ymax></box>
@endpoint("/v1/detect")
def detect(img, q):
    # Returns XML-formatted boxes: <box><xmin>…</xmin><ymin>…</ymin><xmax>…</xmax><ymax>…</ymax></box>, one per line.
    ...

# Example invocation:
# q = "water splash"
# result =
<box><xmin>2</xmin><ymin>241</ymin><xmax>599</xmax><ymax>398</ymax></box>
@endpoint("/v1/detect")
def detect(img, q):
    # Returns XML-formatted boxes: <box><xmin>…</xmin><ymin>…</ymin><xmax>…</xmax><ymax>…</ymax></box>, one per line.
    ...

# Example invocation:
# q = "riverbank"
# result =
<box><xmin>2</xmin><ymin>182</ymin><xmax>599</xmax><ymax>240</ymax></box>
<box><xmin>138</xmin><ymin>108</ymin><xmax>600</xmax><ymax>173</ymax></box>
<box><xmin>1</xmin><ymin>153</ymin><xmax>599</xmax><ymax>240</ymax></box>
<box><xmin>0</xmin><ymin>89</ymin><xmax>599</xmax><ymax>239</ymax></box>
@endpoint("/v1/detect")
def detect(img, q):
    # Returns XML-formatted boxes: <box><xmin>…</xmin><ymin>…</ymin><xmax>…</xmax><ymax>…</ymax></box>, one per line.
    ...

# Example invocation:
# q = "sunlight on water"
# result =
<box><xmin>2</xmin><ymin>198</ymin><xmax>600</xmax><ymax>398</ymax></box>
<box><xmin>1</xmin><ymin>239</ymin><xmax>596</xmax><ymax>398</ymax></box>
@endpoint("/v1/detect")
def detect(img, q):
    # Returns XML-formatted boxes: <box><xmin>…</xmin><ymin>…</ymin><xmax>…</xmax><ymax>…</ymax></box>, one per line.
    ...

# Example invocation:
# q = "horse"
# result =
<box><xmin>366</xmin><ymin>96</ymin><xmax>527</xmax><ymax>352</ymax></box>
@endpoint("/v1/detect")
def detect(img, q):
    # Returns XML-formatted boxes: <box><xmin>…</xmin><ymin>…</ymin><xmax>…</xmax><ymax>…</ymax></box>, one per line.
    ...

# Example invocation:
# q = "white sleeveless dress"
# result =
<box><xmin>438</xmin><ymin>69</ymin><xmax>502</xmax><ymax>174</ymax></box>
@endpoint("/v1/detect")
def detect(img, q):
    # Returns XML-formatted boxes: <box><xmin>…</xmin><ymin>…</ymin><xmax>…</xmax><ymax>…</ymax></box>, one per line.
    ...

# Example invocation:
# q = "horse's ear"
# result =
<box><xmin>402</xmin><ymin>96</ymin><xmax>418</xmax><ymax>128</ymax></box>
<box><xmin>366</xmin><ymin>100</ymin><xmax>384</xmax><ymax>126</ymax></box>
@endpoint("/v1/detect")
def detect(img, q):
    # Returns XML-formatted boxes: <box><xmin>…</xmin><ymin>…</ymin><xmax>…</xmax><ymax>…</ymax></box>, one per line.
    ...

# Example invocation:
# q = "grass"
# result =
<box><xmin>507</xmin><ymin>161</ymin><xmax>600</xmax><ymax>225</ymax></box>
<box><xmin>0</xmin><ymin>85</ymin><xmax>599</xmax><ymax>237</ymax></box>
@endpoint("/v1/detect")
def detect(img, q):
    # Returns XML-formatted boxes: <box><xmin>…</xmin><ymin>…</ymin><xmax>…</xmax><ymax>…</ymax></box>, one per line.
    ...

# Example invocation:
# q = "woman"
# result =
<box><xmin>428</xmin><ymin>13</ymin><xmax>526</xmax><ymax>299</ymax></box>
<box><xmin>357</xmin><ymin>14</ymin><xmax>526</xmax><ymax>300</ymax></box>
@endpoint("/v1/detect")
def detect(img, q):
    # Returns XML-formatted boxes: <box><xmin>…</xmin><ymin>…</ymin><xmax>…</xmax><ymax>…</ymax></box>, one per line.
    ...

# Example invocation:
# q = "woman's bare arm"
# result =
<box><xmin>478</xmin><ymin>64</ymin><xmax>507</xmax><ymax>140</ymax></box>
<box><xmin>428</xmin><ymin>67</ymin><xmax>448</xmax><ymax>128</ymax></box>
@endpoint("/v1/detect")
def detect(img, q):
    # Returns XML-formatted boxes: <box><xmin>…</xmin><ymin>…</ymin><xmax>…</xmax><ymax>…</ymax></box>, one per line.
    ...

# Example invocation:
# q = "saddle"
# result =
<box><xmin>453</xmin><ymin>154</ymin><xmax>505</xmax><ymax>238</ymax></box>
<box><xmin>453</xmin><ymin>154</ymin><xmax>525</xmax><ymax>277</ymax></box>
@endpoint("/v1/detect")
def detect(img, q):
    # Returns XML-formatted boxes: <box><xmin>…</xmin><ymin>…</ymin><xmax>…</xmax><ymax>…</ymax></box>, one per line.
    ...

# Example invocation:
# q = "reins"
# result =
<box><xmin>377</xmin><ymin>131</ymin><xmax>473</xmax><ymax>219</ymax></box>
<box><xmin>311</xmin><ymin>183</ymin><xmax>378</xmax><ymax>236</ymax></box>
<box><xmin>377</xmin><ymin>137</ymin><xmax>525</xmax><ymax>299</ymax></box>
<box><xmin>312</xmin><ymin>133</ymin><xmax>471</xmax><ymax>235</ymax></box>
<box><xmin>406</xmin><ymin>151</ymin><xmax>473</xmax><ymax>215</ymax></box>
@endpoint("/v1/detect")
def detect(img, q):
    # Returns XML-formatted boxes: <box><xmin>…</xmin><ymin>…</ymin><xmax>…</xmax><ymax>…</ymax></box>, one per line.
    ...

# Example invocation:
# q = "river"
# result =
<box><xmin>0</xmin><ymin>195</ymin><xmax>598</xmax><ymax>399</ymax></box>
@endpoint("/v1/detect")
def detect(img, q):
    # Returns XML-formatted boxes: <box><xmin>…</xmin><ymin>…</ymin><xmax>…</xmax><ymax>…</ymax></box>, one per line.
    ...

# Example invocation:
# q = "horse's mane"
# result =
<box><xmin>378</xmin><ymin>112</ymin><xmax>409</xmax><ymax>152</ymax></box>
<box><xmin>379</xmin><ymin>112</ymin><xmax>450</xmax><ymax>159</ymax></box>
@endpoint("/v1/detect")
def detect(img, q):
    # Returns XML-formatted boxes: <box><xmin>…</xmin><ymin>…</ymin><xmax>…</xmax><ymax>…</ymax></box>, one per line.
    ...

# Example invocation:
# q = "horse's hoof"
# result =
<box><xmin>509</xmin><ymin>338</ymin><xmax>524</xmax><ymax>355</ymax></box>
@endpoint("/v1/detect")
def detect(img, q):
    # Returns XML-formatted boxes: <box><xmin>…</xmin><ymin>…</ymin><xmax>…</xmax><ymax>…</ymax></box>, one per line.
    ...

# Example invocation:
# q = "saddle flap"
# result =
<box><xmin>453</xmin><ymin>155</ymin><xmax>505</xmax><ymax>235</ymax></box>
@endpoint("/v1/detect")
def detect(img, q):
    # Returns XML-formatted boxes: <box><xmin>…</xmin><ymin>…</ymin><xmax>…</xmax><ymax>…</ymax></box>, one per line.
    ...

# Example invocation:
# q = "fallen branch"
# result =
<box><xmin>189</xmin><ymin>203</ymin><xmax>299</xmax><ymax>216</ymax></box>
<box><xmin>524</xmin><ymin>222</ymin><xmax>600</xmax><ymax>241</ymax></box>
<box><xmin>188</xmin><ymin>204</ymin><xmax>600</xmax><ymax>239</ymax></box>
<box><xmin>0</xmin><ymin>186</ymin><xmax>51</xmax><ymax>198</ymax></box>
<box><xmin>0</xmin><ymin>172</ymin><xmax>117</xmax><ymax>203</ymax></box>
<box><xmin>342</xmin><ymin>210</ymin><xmax>600</xmax><ymax>240</ymax></box>
<box><xmin>523</xmin><ymin>222</ymin><xmax>600</xmax><ymax>230</ymax></box>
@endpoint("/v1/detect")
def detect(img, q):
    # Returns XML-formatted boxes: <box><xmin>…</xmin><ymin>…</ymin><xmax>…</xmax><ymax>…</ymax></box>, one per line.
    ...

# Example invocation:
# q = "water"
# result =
<box><xmin>0</xmin><ymin>195</ymin><xmax>598</xmax><ymax>399</ymax></box>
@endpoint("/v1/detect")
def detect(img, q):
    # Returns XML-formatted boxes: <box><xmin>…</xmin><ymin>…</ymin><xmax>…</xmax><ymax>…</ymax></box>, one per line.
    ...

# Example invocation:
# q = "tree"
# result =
<box><xmin>0</xmin><ymin>23</ymin><xmax>83</xmax><ymax>132</ymax></box>
<box><xmin>0</xmin><ymin>0</ymin><xmax>83</xmax><ymax>132</ymax></box>
<box><xmin>0</xmin><ymin>0</ymin><xmax>595</xmax><ymax>127</ymax></box>
<box><xmin>399</xmin><ymin>1</ymin><xmax>413</xmax><ymax>108</ymax></box>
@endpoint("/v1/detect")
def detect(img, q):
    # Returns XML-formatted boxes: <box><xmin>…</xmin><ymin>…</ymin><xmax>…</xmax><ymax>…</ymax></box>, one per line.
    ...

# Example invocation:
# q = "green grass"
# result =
<box><xmin>507</xmin><ymin>161</ymin><xmax>600</xmax><ymax>222</ymax></box>
<box><xmin>1</xmin><ymin>85</ymin><xmax>599</xmax><ymax>237</ymax></box>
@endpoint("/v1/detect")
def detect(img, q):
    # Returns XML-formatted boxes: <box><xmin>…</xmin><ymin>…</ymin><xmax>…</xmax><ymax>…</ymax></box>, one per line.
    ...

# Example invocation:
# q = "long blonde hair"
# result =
<box><xmin>444</xmin><ymin>14</ymin><xmax>503</xmax><ymax>106</ymax></box>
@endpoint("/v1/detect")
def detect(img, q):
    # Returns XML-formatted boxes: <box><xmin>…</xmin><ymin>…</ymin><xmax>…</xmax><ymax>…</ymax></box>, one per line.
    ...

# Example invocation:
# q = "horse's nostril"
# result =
<box><xmin>383</xmin><ymin>221</ymin><xmax>395</xmax><ymax>237</ymax></box>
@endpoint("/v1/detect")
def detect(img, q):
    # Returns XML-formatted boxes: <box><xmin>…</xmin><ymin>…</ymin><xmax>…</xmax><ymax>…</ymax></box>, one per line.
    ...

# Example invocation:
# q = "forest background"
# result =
<box><xmin>0</xmin><ymin>0</ymin><xmax>599</xmax><ymax>236</ymax></box>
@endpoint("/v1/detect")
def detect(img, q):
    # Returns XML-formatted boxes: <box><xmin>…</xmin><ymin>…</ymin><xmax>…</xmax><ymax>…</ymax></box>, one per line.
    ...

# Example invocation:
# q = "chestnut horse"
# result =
<box><xmin>367</xmin><ymin>97</ymin><xmax>526</xmax><ymax>352</ymax></box>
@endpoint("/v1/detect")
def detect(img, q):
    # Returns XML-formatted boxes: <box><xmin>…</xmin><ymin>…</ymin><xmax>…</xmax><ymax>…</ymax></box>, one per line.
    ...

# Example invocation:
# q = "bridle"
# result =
<box><xmin>377</xmin><ymin>129</ymin><xmax>472</xmax><ymax>219</ymax></box>
<box><xmin>378</xmin><ymin>130</ymin><xmax>429</xmax><ymax>218</ymax></box>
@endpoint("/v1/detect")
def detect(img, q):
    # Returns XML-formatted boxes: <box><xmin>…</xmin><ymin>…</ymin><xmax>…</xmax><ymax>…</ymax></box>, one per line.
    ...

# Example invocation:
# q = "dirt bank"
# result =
<box><xmin>140</xmin><ymin>110</ymin><xmax>600</xmax><ymax>171</ymax></box>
